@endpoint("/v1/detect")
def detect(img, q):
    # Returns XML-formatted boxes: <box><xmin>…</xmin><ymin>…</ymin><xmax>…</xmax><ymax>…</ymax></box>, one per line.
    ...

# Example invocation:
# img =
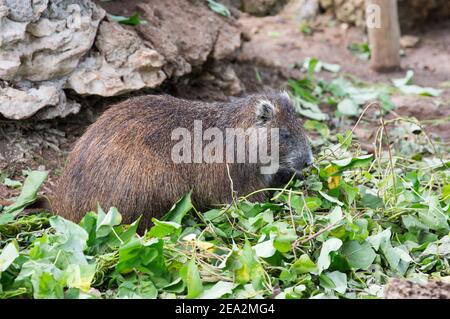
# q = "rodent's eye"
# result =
<box><xmin>280</xmin><ymin>130</ymin><xmax>291</xmax><ymax>139</ymax></box>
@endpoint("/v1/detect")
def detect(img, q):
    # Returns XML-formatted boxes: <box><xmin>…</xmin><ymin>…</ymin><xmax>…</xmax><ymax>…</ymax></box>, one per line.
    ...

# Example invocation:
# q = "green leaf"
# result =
<box><xmin>109</xmin><ymin>13</ymin><xmax>146</xmax><ymax>26</ymax></box>
<box><xmin>348</xmin><ymin>42</ymin><xmax>370</xmax><ymax>60</ymax></box>
<box><xmin>148</xmin><ymin>218</ymin><xmax>181</xmax><ymax>238</ymax></box>
<box><xmin>379</xmin><ymin>93</ymin><xmax>396</xmax><ymax>111</ymax></box>
<box><xmin>320</xmin><ymin>271</ymin><xmax>347</xmax><ymax>294</ymax></box>
<box><xmin>442</xmin><ymin>184</ymin><xmax>450</xmax><ymax>204</ymax></box>
<box><xmin>117</xmin><ymin>279</ymin><xmax>158</xmax><ymax>299</ymax></box>
<box><xmin>32</xmin><ymin>271</ymin><xmax>64</xmax><ymax>299</ymax></box>
<box><xmin>317</xmin><ymin>238</ymin><xmax>343</xmax><ymax>273</ymax></box>
<box><xmin>337</xmin><ymin>98</ymin><xmax>359</xmax><ymax>116</ymax></box>
<box><xmin>291</xmin><ymin>97</ymin><xmax>328</xmax><ymax>121</ymax></box>
<box><xmin>291</xmin><ymin>196</ymin><xmax>322</xmax><ymax>213</ymax></box>
<box><xmin>207</xmin><ymin>0</ymin><xmax>230</xmax><ymax>17</ymax></box>
<box><xmin>421</xmin><ymin>236</ymin><xmax>450</xmax><ymax>257</ymax></box>
<box><xmin>402</xmin><ymin>215</ymin><xmax>429</xmax><ymax>232</ymax></box>
<box><xmin>329</xmin><ymin>251</ymin><xmax>351</xmax><ymax>272</ymax></box>
<box><xmin>235</xmin><ymin>240</ymin><xmax>265</xmax><ymax>285</ymax></box>
<box><xmin>3</xmin><ymin>178</ymin><xmax>21</xmax><ymax>188</ymax></box>
<box><xmin>65</xmin><ymin>264</ymin><xmax>96</xmax><ymax>292</ymax></box>
<box><xmin>161</xmin><ymin>191</ymin><xmax>193</xmax><ymax>224</ymax></box>
<box><xmin>180</xmin><ymin>259</ymin><xmax>203</xmax><ymax>299</ymax></box>
<box><xmin>340</xmin><ymin>240</ymin><xmax>376</xmax><ymax>270</ymax></box>
<box><xmin>303</xmin><ymin>57</ymin><xmax>319</xmax><ymax>75</ymax></box>
<box><xmin>50</xmin><ymin>217</ymin><xmax>88</xmax><ymax>252</ymax></box>
<box><xmin>327</xmin><ymin>206</ymin><xmax>343</xmax><ymax>224</ymax></box>
<box><xmin>268</xmin><ymin>31</ymin><xmax>281</xmax><ymax>38</ymax></box>
<box><xmin>1</xmin><ymin>170</ymin><xmax>48</xmax><ymax>223</ymax></box>
<box><xmin>392</xmin><ymin>70</ymin><xmax>414</xmax><ymax>87</ymax></box>
<box><xmin>341</xmin><ymin>181</ymin><xmax>358</xmax><ymax>205</ymax></box>
<box><xmin>203</xmin><ymin>209</ymin><xmax>227</xmax><ymax>222</ymax></box>
<box><xmin>304</xmin><ymin>120</ymin><xmax>330</xmax><ymax>138</ymax></box>
<box><xmin>273</xmin><ymin>233</ymin><xmax>296</xmax><ymax>253</ymax></box>
<box><xmin>117</xmin><ymin>217</ymin><xmax>141</xmax><ymax>243</ymax></box>
<box><xmin>398</xmin><ymin>85</ymin><xmax>442</xmax><ymax>97</ymax></box>
<box><xmin>380</xmin><ymin>239</ymin><xmax>411</xmax><ymax>274</ymax></box>
<box><xmin>322</xmin><ymin>62</ymin><xmax>341</xmax><ymax>73</ymax></box>
<box><xmin>291</xmin><ymin>254</ymin><xmax>317</xmax><ymax>274</ymax></box>
<box><xmin>417</xmin><ymin>196</ymin><xmax>449</xmax><ymax>233</ymax></box>
<box><xmin>336</xmin><ymin>130</ymin><xmax>353</xmax><ymax>150</ymax></box>
<box><xmin>0</xmin><ymin>240</ymin><xmax>19</xmax><ymax>272</ymax></box>
<box><xmin>288</xmin><ymin>79</ymin><xmax>319</xmax><ymax>103</ymax></box>
<box><xmin>79</xmin><ymin>211</ymin><xmax>98</xmax><ymax>246</ymax></box>
<box><xmin>116</xmin><ymin>237</ymin><xmax>169</xmax><ymax>286</ymax></box>
<box><xmin>302</xmin><ymin>57</ymin><xmax>341</xmax><ymax>74</ymax></box>
<box><xmin>360</xmin><ymin>187</ymin><xmax>384</xmax><ymax>209</ymax></box>
<box><xmin>300</xmin><ymin>23</ymin><xmax>312</xmax><ymax>35</ymax></box>
<box><xmin>96</xmin><ymin>206</ymin><xmax>122</xmax><ymax>238</ymax></box>
<box><xmin>392</xmin><ymin>70</ymin><xmax>441</xmax><ymax>96</ymax></box>
<box><xmin>366</xmin><ymin>229</ymin><xmax>391</xmax><ymax>251</ymax></box>
<box><xmin>253</xmin><ymin>239</ymin><xmax>276</xmax><ymax>258</ymax></box>
<box><xmin>319</xmin><ymin>191</ymin><xmax>344</xmax><ymax>206</ymax></box>
<box><xmin>198</xmin><ymin>281</ymin><xmax>234</xmax><ymax>299</ymax></box>
<box><xmin>331</xmin><ymin>154</ymin><xmax>373</xmax><ymax>171</ymax></box>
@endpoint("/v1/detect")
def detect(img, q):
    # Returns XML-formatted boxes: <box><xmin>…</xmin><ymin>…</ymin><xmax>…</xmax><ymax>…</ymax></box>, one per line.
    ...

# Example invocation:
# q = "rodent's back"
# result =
<box><xmin>53</xmin><ymin>95</ymin><xmax>268</xmax><ymax>229</ymax></box>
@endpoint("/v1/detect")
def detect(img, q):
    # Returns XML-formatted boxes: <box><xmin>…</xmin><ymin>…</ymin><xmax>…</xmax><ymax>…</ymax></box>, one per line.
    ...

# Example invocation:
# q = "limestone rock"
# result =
<box><xmin>135</xmin><ymin>0</ymin><xmax>241</xmax><ymax>77</ymax></box>
<box><xmin>0</xmin><ymin>0</ymin><xmax>104</xmax><ymax>119</ymax></box>
<box><xmin>0</xmin><ymin>0</ymin><xmax>105</xmax><ymax>82</ymax></box>
<box><xmin>67</xmin><ymin>20</ymin><xmax>166</xmax><ymax>96</ymax></box>
<box><xmin>280</xmin><ymin>0</ymin><xmax>319</xmax><ymax>21</ymax></box>
<box><xmin>400</xmin><ymin>35</ymin><xmax>420</xmax><ymax>48</ymax></box>
<box><xmin>0</xmin><ymin>0</ymin><xmax>243</xmax><ymax>120</ymax></box>
<box><xmin>0</xmin><ymin>81</ymin><xmax>80</xmax><ymax>120</ymax></box>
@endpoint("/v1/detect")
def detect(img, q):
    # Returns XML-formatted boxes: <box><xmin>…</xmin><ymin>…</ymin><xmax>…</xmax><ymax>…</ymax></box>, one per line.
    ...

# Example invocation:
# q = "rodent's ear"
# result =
<box><xmin>255</xmin><ymin>99</ymin><xmax>276</xmax><ymax>124</ymax></box>
<box><xmin>280</xmin><ymin>90</ymin><xmax>291</xmax><ymax>101</ymax></box>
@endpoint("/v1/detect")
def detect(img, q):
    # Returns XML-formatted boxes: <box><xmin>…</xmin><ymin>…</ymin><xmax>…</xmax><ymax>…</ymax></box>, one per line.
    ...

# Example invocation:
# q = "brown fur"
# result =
<box><xmin>52</xmin><ymin>93</ymin><xmax>311</xmax><ymax>230</ymax></box>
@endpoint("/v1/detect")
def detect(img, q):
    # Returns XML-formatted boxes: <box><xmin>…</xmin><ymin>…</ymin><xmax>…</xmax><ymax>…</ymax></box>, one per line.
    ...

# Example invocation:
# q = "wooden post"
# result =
<box><xmin>366</xmin><ymin>0</ymin><xmax>401</xmax><ymax>72</ymax></box>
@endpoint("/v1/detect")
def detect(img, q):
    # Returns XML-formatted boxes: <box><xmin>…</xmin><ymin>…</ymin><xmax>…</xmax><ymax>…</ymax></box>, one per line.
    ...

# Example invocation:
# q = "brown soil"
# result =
<box><xmin>385</xmin><ymin>279</ymin><xmax>450</xmax><ymax>299</ymax></box>
<box><xmin>238</xmin><ymin>14</ymin><xmax>450</xmax><ymax>86</ymax></box>
<box><xmin>235</xmin><ymin>13</ymin><xmax>450</xmax><ymax>143</ymax></box>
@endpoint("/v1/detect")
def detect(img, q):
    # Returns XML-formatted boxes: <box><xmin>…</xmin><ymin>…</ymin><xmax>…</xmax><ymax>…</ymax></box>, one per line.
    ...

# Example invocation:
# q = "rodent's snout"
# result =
<box><xmin>305</xmin><ymin>157</ymin><xmax>314</xmax><ymax>168</ymax></box>
<box><xmin>293</xmin><ymin>150</ymin><xmax>314</xmax><ymax>172</ymax></box>
<box><xmin>297</xmin><ymin>157</ymin><xmax>313</xmax><ymax>170</ymax></box>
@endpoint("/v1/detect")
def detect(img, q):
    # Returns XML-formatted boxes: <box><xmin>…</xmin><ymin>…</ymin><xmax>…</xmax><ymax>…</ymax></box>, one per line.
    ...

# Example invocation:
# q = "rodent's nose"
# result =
<box><xmin>292</xmin><ymin>150</ymin><xmax>314</xmax><ymax>173</ymax></box>
<box><xmin>305</xmin><ymin>158</ymin><xmax>313</xmax><ymax>167</ymax></box>
<box><xmin>294</xmin><ymin>157</ymin><xmax>313</xmax><ymax>171</ymax></box>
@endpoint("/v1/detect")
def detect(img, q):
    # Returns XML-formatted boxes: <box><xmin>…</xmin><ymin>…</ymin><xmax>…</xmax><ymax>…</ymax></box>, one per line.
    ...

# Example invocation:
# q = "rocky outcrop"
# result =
<box><xmin>67</xmin><ymin>20</ymin><xmax>166</xmax><ymax>97</ymax></box>
<box><xmin>0</xmin><ymin>0</ymin><xmax>105</xmax><ymax>119</ymax></box>
<box><xmin>0</xmin><ymin>0</ymin><xmax>242</xmax><ymax>120</ymax></box>
<box><xmin>134</xmin><ymin>0</ymin><xmax>241</xmax><ymax>76</ymax></box>
<box><xmin>0</xmin><ymin>81</ymin><xmax>80</xmax><ymax>120</ymax></box>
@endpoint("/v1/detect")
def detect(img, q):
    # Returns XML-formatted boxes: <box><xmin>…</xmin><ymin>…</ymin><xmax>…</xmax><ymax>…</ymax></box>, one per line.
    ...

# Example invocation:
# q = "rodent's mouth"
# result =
<box><xmin>294</xmin><ymin>169</ymin><xmax>307</xmax><ymax>180</ymax></box>
<box><xmin>284</xmin><ymin>163</ymin><xmax>312</xmax><ymax>179</ymax></box>
<box><xmin>277</xmin><ymin>166</ymin><xmax>308</xmax><ymax>180</ymax></box>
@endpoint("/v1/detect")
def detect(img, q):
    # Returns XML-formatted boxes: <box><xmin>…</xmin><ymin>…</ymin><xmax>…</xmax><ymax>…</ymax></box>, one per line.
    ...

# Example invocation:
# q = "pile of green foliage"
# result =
<box><xmin>0</xmin><ymin>60</ymin><xmax>449</xmax><ymax>299</ymax></box>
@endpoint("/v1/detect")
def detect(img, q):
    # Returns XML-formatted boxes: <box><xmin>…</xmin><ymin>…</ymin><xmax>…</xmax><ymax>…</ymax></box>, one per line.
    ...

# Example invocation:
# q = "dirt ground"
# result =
<box><xmin>385</xmin><ymin>279</ymin><xmax>450</xmax><ymax>299</ymax></box>
<box><xmin>238</xmin><ymin>14</ymin><xmax>450</xmax><ymax>85</ymax></box>
<box><xmin>1</xmin><ymin>8</ymin><xmax>449</xmax><ymax>201</ymax></box>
